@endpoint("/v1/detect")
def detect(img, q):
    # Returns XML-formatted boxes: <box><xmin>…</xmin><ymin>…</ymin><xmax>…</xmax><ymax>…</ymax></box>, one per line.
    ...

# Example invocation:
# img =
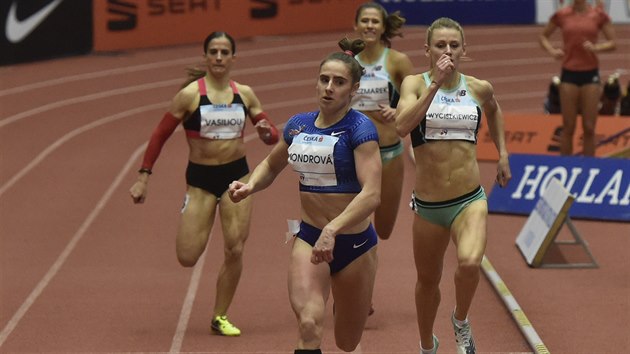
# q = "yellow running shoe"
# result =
<box><xmin>211</xmin><ymin>315</ymin><xmax>241</xmax><ymax>336</ymax></box>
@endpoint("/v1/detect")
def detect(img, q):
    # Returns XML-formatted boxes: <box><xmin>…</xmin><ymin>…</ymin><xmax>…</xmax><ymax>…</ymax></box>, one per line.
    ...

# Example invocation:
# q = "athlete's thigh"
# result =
<box><xmin>450</xmin><ymin>199</ymin><xmax>488</xmax><ymax>261</ymax></box>
<box><xmin>218</xmin><ymin>175</ymin><xmax>253</xmax><ymax>247</ymax></box>
<box><xmin>177</xmin><ymin>186</ymin><xmax>218</xmax><ymax>251</ymax></box>
<box><xmin>331</xmin><ymin>248</ymin><xmax>377</xmax><ymax>337</ymax></box>
<box><xmin>559</xmin><ymin>83</ymin><xmax>580</xmax><ymax>127</ymax></box>
<box><xmin>579</xmin><ymin>84</ymin><xmax>601</xmax><ymax>128</ymax></box>
<box><xmin>380</xmin><ymin>156</ymin><xmax>404</xmax><ymax>210</ymax></box>
<box><xmin>412</xmin><ymin>215</ymin><xmax>450</xmax><ymax>275</ymax></box>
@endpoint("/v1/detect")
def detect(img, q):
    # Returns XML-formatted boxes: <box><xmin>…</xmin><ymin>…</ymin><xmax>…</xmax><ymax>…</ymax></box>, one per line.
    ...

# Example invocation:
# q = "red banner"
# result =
<box><xmin>94</xmin><ymin>0</ymin><xmax>363</xmax><ymax>51</ymax></box>
<box><xmin>477</xmin><ymin>114</ymin><xmax>630</xmax><ymax>161</ymax></box>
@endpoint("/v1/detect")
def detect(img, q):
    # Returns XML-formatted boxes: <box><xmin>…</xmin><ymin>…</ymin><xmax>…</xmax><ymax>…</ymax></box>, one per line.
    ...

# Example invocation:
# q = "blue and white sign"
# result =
<box><xmin>488</xmin><ymin>154</ymin><xmax>630</xmax><ymax>222</ymax></box>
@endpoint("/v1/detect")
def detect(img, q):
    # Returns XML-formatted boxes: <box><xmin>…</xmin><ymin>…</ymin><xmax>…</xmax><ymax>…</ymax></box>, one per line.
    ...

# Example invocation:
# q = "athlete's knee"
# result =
<box><xmin>417</xmin><ymin>272</ymin><xmax>441</xmax><ymax>291</ymax></box>
<box><xmin>336</xmin><ymin>337</ymin><xmax>360</xmax><ymax>352</ymax></box>
<box><xmin>561</xmin><ymin>126</ymin><xmax>576</xmax><ymax>137</ymax></box>
<box><xmin>224</xmin><ymin>240</ymin><xmax>245</xmax><ymax>261</ymax></box>
<box><xmin>582</xmin><ymin>124</ymin><xmax>596</xmax><ymax>136</ymax></box>
<box><xmin>457</xmin><ymin>257</ymin><xmax>482</xmax><ymax>276</ymax></box>
<box><xmin>375</xmin><ymin>211</ymin><xmax>397</xmax><ymax>240</ymax></box>
<box><xmin>375</xmin><ymin>224</ymin><xmax>393</xmax><ymax>240</ymax></box>
<box><xmin>177</xmin><ymin>251</ymin><xmax>200</xmax><ymax>267</ymax></box>
<box><xmin>176</xmin><ymin>238</ymin><xmax>204</xmax><ymax>267</ymax></box>
<box><xmin>297</xmin><ymin>312</ymin><xmax>323</xmax><ymax>344</ymax></box>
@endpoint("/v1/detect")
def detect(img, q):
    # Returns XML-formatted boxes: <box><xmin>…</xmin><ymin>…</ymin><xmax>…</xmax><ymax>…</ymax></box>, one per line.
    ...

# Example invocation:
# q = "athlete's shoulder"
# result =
<box><xmin>173</xmin><ymin>80</ymin><xmax>201</xmax><ymax>111</ymax></box>
<box><xmin>464</xmin><ymin>74</ymin><xmax>491</xmax><ymax>90</ymax></box>
<box><xmin>402</xmin><ymin>73</ymin><xmax>425</xmax><ymax>86</ymax></box>
<box><xmin>388</xmin><ymin>48</ymin><xmax>411</xmax><ymax>62</ymax></box>
<box><xmin>349</xmin><ymin>108</ymin><xmax>371</xmax><ymax>122</ymax></box>
<box><xmin>231</xmin><ymin>81</ymin><xmax>254</xmax><ymax>96</ymax></box>
<box><xmin>464</xmin><ymin>75</ymin><xmax>494</xmax><ymax>103</ymax></box>
<box><xmin>388</xmin><ymin>49</ymin><xmax>413</xmax><ymax>72</ymax></box>
<box><xmin>348</xmin><ymin>109</ymin><xmax>378</xmax><ymax>133</ymax></box>
<box><xmin>180</xmin><ymin>79</ymin><xmax>200</xmax><ymax>95</ymax></box>
<box><xmin>555</xmin><ymin>6</ymin><xmax>573</xmax><ymax>18</ymax></box>
<box><xmin>286</xmin><ymin>111</ymin><xmax>316</xmax><ymax>127</ymax></box>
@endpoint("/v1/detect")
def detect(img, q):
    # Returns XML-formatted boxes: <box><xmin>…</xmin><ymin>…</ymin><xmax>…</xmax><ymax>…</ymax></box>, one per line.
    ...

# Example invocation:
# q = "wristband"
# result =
<box><xmin>138</xmin><ymin>168</ymin><xmax>152</xmax><ymax>175</ymax></box>
<box><xmin>251</xmin><ymin>111</ymin><xmax>279</xmax><ymax>145</ymax></box>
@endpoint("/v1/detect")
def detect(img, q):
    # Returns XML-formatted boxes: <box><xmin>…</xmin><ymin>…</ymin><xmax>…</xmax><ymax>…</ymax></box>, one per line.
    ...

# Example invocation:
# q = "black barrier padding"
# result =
<box><xmin>1</xmin><ymin>0</ymin><xmax>92</xmax><ymax>66</ymax></box>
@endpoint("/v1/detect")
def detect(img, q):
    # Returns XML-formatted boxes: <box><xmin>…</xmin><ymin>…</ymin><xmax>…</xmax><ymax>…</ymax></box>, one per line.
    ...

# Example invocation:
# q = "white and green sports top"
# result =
<box><xmin>411</xmin><ymin>72</ymin><xmax>482</xmax><ymax>147</ymax></box>
<box><xmin>351</xmin><ymin>48</ymin><xmax>396</xmax><ymax>111</ymax></box>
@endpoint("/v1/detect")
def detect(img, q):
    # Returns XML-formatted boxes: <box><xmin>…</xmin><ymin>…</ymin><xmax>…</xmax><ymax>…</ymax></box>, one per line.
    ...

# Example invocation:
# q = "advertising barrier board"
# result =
<box><xmin>488</xmin><ymin>153</ymin><xmax>630</xmax><ymax>222</ymax></box>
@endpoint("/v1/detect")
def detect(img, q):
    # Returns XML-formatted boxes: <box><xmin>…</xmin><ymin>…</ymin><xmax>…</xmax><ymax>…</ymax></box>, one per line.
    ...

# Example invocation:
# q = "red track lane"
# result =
<box><xmin>0</xmin><ymin>25</ymin><xmax>628</xmax><ymax>353</ymax></box>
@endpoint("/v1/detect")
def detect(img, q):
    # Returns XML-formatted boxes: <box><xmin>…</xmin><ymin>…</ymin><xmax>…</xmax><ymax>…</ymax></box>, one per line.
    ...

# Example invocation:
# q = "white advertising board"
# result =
<box><xmin>516</xmin><ymin>178</ymin><xmax>574</xmax><ymax>267</ymax></box>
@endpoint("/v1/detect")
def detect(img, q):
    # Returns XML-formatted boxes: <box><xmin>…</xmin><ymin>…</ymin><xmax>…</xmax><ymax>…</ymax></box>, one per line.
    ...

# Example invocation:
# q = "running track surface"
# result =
<box><xmin>1</xmin><ymin>25</ymin><xmax>628</xmax><ymax>354</ymax></box>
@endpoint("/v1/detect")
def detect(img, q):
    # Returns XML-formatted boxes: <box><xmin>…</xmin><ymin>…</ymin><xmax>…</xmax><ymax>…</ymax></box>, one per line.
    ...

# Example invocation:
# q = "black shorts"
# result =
<box><xmin>185</xmin><ymin>157</ymin><xmax>249</xmax><ymax>199</ymax></box>
<box><xmin>560</xmin><ymin>68</ymin><xmax>600</xmax><ymax>86</ymax></box>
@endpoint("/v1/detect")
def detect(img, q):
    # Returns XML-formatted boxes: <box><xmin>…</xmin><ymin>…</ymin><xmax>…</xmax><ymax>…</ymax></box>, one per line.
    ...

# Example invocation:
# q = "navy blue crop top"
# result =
<box><xmin>283</xmin><ymin>109</ymin><xmax>378</xmax><ymax>194</ymax></box>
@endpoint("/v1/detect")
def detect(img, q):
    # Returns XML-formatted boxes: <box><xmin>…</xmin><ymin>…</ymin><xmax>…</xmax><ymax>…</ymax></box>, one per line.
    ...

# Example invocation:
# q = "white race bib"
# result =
<box><xmin>287</xmin><ymin>133</ymin><xmax>339</xmax><ymax>187</ymax></box>
<box><xmin>199</xmin><ymin>103</ymin><xmax>246</xmax><ymax>139</ymax></box>
<box><xmin>425</xmin><ymin>104</ymin><xmax>479</xmax><ymax>142</ymax></box>
<box><xmin>352</xmin><ymin>78</ymin><xmax>389</xmax><ymax>111</ymax></box>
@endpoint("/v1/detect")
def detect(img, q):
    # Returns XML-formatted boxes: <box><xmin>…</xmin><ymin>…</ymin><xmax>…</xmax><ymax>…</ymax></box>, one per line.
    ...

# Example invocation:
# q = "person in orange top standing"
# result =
<box><xmin>539</xmin><ymin>0</ymin><xmax>616</xmax><ymax>156</ymax></box>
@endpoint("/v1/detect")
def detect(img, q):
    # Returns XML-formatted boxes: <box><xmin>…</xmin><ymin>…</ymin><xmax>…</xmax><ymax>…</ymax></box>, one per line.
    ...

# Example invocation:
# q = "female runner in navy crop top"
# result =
<box><xmin>229</xmin><ymin>38</ymin><xmax>381</xmax><ymax>354</ymax></box>
<box><xmin>129</xmin><ymin>31</ymin><xmax>278</xmax><ymax>337</ymax></box>
<box><xmin>396</xmin><ymin>18</ymin><xmax>511</xmax><ymax>354</ymax></box>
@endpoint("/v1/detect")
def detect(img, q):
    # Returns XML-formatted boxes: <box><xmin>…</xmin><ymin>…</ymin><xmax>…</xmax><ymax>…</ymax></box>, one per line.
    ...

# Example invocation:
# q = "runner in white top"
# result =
<box><xmin>351</xmin><ymin>2</ymin><xmax>414</xmax><ymax>241</ymax></box>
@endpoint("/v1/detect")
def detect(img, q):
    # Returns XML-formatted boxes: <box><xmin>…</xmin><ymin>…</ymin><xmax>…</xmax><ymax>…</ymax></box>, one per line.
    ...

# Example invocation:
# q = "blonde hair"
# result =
<box><xmin>426</xmin><ymin>17</ymin><xmax>464</xmax><ymax>46</ymax></box>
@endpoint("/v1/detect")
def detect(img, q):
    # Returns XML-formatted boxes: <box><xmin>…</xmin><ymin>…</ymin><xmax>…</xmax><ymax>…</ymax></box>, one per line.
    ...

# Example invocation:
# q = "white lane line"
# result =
<box><xmin>0</xmin><ymin>26</ymin><xmax>551</xmax><ymax>98</ymax></box>
<box><xmin>0</xmin><ymin>144</ymin><xmax>147</xmax><ymax>348</ymax></box>
<box><xmin>0</xmin><ymin>102</ymin><xmax>168</xmax><ymax>197</ymax></box>
<box><xmin>169</xmin><ymin>250</ymin><xmax>208</xmax><ymax>353</ymax></box>
<box><xmin>481</xmin><ymin>256</ymin><xmax>549</xmax><ymax>354</ymax></box>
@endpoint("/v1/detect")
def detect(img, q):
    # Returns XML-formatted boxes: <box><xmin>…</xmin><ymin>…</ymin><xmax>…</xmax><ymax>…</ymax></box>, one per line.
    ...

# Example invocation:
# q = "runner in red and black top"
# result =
<box><xmin>129</xmin><ymin>31</ymin><xmax>278</xmax><ymax>337</ymax></box>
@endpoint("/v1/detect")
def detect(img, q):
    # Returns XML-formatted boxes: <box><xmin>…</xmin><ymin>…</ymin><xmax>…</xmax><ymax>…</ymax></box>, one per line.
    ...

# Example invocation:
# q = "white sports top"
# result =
<box><xmin>411</xmin><ymin>72</ymin><xmax>482</xmax><ymax>147</ymax></box>
<box><xmin>351</xmin><ymin>48</ymin><xmax>393</xmax><ymax>111</ymax></box>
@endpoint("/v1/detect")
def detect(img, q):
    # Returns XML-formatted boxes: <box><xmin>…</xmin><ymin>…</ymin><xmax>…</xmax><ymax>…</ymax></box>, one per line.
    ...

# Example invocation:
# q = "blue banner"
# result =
<box><xmin>488</xmin><ymin>154</ymin><xmax>630</xmax><ymax>222</ymax></box>
<box><xmin>379</xmin><ymin>0</ymin><xmax>536</xmax><ymax>25</ymax></box>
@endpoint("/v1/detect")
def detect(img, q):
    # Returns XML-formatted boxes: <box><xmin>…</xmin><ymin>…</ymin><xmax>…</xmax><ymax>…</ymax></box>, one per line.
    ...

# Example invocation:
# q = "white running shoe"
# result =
<box><xmin>420</xmin><ymin>334</ymin><xmax>439</xmax><ymax>354</ymax></box>
<box><xmin>452</xmin><ymin>313</ymin><xmax>476</xmax><ymax>354</ymax></box>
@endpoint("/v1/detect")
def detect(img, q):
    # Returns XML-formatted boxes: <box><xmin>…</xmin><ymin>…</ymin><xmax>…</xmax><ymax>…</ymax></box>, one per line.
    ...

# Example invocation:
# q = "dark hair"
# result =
<box><xmin>320</xmin><ymin>38</ymin><xmax>366</xmax><ymax>84</ymax></box>
<box><xmin>355</xmin><ymin>2</ymin><xmax>406</xmax><ymax>47</ymax></box>
<box><xmin>203</xmin><ymin>31</ymin><xmax>236</xmax><ymax>54</ymax></box>
<box><xmin>182</xmin><ymin>31</ymin><xmax>236</xmax><ymax>88</ymax></box>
